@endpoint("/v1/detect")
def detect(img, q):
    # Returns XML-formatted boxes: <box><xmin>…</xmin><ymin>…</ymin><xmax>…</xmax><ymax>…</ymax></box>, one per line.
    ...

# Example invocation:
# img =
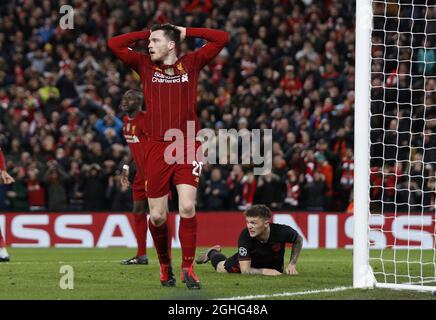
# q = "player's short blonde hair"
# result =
<box><xmin>244</xmin><ymin>205</ymin><xmax>272</xmax><ymax>220</ymax></box>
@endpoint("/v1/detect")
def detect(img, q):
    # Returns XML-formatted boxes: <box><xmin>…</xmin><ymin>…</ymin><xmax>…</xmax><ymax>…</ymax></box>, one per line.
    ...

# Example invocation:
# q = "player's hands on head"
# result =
<box><xmin>173</xmin><ymin>26</ymin><xmax>186</xmax><ymax>41</ymax></box>
<box><xmin>0</xmin><ymin>170</ymin><xmax>15</xmax><ymax>185</ymax></box>
<box><xmin>286</xmin><ymin>263</ymin><xmax>298</xmax><ymax>275</ymax></box>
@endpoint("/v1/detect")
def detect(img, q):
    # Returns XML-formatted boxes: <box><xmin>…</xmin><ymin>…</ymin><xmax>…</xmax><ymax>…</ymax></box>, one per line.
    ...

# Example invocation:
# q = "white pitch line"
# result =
<box><xmin>58</xmin><ymin>260</ymin><xmax>121</xmax><ymax>264</ymax></box>
<box><xmin>215</xmin><ymin>286</ymin><xmax>354</xmax><ymax>300</ymax></box>
<box><xmin>0</xmin><ymin>260</ymin><xmax>121</xmax><ymax>265</ymax></box>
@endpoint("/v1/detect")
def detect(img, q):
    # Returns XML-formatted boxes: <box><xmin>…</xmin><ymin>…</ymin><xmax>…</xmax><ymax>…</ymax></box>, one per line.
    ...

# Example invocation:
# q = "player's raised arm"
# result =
<box><xmin>0</xmin><ymin>149</ymin><xmax>15</xmax><ymax>185</ymax></box>
<box><xmin>182</xmin><ymin>27</ymin><xmax>229</xmax><ymax>69</ymax></box>
<box><xmin>107</xmin><ymin>30</ymin><xmax>151</xmax><ymax>73</ymax></box>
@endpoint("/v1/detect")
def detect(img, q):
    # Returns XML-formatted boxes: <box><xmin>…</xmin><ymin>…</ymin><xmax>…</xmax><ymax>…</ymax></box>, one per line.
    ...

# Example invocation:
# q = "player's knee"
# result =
<box><xmin>179</xmin><ymin>201</ymin><xmax>195</xmax><ymax>216</ymax></box>
<box><xmin>216</xmin><ymin>262</ymin><xmax>227</xmax><ymax>273</ymax></box>
<box><xmin>149</xmin><ymin>214</ymin><xmax>166</xmax><ymax>227</ymax></box>
<box><xmin>149</xmin><ymin>202</ymin><xmax>166</xmax><ymax>216</ymax></box>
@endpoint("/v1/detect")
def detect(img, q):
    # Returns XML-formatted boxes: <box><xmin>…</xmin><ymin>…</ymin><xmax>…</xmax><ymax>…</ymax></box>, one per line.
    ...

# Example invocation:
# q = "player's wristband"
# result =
<box><xmin>122</xmin><ymin>165</ymin><xmax>129</xmax><ymax>171</ymax></box>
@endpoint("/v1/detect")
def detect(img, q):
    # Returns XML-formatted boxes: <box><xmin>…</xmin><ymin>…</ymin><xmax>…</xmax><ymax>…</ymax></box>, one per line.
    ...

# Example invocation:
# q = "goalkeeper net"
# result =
<box><xmin>355</xmin><ymin>0</ymin><xmax>436</xmax><ymax>291</ymax></box>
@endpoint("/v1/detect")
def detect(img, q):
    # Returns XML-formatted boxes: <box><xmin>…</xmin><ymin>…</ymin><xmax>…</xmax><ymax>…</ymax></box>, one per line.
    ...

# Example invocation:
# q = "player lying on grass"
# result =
<box><xmin>196</xmin><ymin>204</ymin><xmax>303</xmax><ymax>276</ymax></box>
<box><xmin>0</xmin><ymin>148</ymin><xmax>15</xmax><ymax>262</ymax></box>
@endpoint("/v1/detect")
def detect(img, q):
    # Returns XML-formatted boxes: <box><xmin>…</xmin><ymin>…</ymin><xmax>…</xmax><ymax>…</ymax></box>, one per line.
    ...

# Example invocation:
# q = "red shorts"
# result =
<box><xmin>144</xmin><ymin>140</ymin><xmax>203</xmax><ymax>198</ymax></box>
<box><xmin>132</xmin><ymin>173</ymin><xmax>147</xmax><ymax>201</ymax></box>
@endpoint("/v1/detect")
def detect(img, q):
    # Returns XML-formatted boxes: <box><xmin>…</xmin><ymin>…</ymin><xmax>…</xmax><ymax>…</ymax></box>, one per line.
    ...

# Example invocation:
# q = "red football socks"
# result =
<box><xmin>134</xmin><ymin>213</ymin><xmax>147</xmax><ymax>257</ymax></box>
<box><xmin>149</xmin><ymin>220</ymin><xmax>170</xmax><ymax>265</ymax></box>
<box><xmin>179</xmin><ymin>216</ymin><xmax>198</xmax><ymax>269</ymax></box>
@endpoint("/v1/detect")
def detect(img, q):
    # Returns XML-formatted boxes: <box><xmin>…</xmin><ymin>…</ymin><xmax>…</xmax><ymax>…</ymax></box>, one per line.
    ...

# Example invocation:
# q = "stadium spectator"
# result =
<box><xmin>43</xmin><ymin>160</ymin><xmax>69</xmax><ymax>211</ymax></box>
<box><xmin>67</xmin><ymin>160</ymin><xmax>84</xmax><ymax>211</ymax></box>
<box><xmin>237</xmin><ymin>171</ymin><xmax>257</xmax><ymax>211</ymax></box>
<box><xmin>26</xmin><ymin>167</ymin><xmax>46</xmax><ymax>211</ymax></box>
<box><xmin>339</xmin><ymin>148</ymin><xmax>354</xmax><ymax>210</ymax></box>
<box><xmin>203</xmin><ymin>167</ymin><xmax>229</xmax><ymax>210</ymax></box>
<box><xmin>316</xmin><ymin>153</ymin><xmax>333</xmax><ymax>210</ymax></box>
<box><xmin>255</xmin><ymin>172</ymin><xmax>283</xmax><ymax>210</ymax></box>
<box><xmin>284</xmin><ymin>169</ymin><xmax>301</xmax><ymax>209</ymax></box>
<box><xmin>107</xmin><ymin>173</ymin><xmax>132</xmax><ymax>211</ymax></box>
<box><xmin>7</xmin><ymin>166</ymin><xmax>28</xmax><ymax>211</ymax></box>
<box><xmin>81</xmin><ymin>164</ymin><xmax>106</xmax><ymax>211</ymax></box>
<box><xmin>226</xmin><ymin>164</ymin><xmax>244</xmax><ymax>210</ymax></box>
<box><xmin>303</xmin><ymin>171</ymin><xmax>328</xmax><ymax>211</ymax></box>
<box><xmin>95</xmin><ymin>113</ymin><xmax>123</xmax><ymax>137</ymax></box>
<box><xmin>417</xmin><ymin>39</ymin><xmax>435</xmax><ymax>76</ymax></box>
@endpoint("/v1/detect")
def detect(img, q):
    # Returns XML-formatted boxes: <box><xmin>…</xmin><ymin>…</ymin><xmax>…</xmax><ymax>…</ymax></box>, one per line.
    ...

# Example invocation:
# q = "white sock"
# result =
<box><xmin>0</xmin><ymin>247</ymin><xmax>8</xmax><ymax>257</ymax></box>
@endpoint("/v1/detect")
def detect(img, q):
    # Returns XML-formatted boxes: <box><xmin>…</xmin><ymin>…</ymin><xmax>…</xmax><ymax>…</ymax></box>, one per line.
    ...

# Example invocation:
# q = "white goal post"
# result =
<box><xmin>354</xmin><ymin>0</ymin><xmax>436</xmax><ymax>292</ymax></box>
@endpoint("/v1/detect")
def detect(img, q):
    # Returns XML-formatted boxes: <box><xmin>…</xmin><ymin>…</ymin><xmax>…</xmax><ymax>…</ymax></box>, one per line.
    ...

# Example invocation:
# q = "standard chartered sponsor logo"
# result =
<box><xmin>152</xmin><ymin>72</ymin><xmax>189</xmax><ymax>83</ymax></box>
<box><xmin>124</xmin><ymin>135</ymin><xmax>140</xmax><ymax>143</ymax></box>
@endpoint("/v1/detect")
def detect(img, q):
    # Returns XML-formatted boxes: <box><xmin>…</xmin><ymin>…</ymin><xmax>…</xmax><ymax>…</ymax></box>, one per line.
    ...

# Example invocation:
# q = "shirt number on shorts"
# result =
<box><xmin>192</xmin><ymin>161</ymin><xmax>203</xmax><ymax>177</ymax></box>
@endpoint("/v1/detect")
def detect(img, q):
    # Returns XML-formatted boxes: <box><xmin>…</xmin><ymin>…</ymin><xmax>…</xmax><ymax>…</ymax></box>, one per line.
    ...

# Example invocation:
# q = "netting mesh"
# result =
<box><xmin>369</xmin><ymin>0</ymin><xmax>436</xmax><ymax>287</ymax></box>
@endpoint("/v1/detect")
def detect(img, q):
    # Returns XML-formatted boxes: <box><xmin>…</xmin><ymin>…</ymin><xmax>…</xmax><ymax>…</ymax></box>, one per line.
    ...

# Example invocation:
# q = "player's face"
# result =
<box><xmin>149</xmin><ymin>30</ymin><xmax>174</xmax><ymax>62</ymax></box>
<box><xmin>246</xmin><ymin>217</ymin><xmax>269</xmax><ymax>238</ymax></box>
<box><xmin>121</xmin><ymin>96</ymin><xmax>139</xmax><ymax>113</ymax></box>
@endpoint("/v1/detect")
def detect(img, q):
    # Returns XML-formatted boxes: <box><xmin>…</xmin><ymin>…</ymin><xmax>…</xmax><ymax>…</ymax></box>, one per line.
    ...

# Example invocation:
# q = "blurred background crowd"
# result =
<box><xmin>369</xmin><ymin>1</ymin><xmax>436</xmax><ymax>214</ymax></box>
<box><xmin>0</xmin><ymin>0</ymin><xmax>358</xmax><ymax>212</ymax></box>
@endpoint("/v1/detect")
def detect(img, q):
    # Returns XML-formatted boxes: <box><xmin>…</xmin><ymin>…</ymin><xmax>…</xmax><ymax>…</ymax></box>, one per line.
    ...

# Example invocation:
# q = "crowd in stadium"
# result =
<box><xmin>0</xmin><ymin>0</ymin><xmax>357</xmax><ymax>212</ymax></box>
<box><xmin>369</xmin><ymin>1</ymin><xmax>436</xmax><ymax>214</ymax></box>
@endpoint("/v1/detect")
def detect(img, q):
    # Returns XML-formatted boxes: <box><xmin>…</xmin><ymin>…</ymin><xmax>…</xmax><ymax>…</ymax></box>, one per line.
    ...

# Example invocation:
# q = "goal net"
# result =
<box><xmin>354</xmin><ymin>0</ymin><xmax>436</xmax><ymax>292</ymax></box>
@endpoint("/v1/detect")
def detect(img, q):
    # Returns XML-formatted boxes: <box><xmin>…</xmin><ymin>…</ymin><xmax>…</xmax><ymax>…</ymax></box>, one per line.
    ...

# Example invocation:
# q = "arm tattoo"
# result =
<box><xmin>290</xmin><ymin>235</ymin><xmax>303</xmax><ymax>265</ymax></box>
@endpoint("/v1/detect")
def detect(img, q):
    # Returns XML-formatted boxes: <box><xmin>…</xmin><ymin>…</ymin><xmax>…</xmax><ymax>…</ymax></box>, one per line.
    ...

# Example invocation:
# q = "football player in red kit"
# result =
<box><xmin>109</xmin><ymin>24</ymin><xmax>228</xmax><ymax>289</ymax></box>
<box><xmin>119</xmin><ymin>90</ymin><xmax>150</xmax><ymax>265</ymax></box>
<box><xmin>0</xmin><ymin>148</ymin><xmax>15</xmax><ymax>262</ymax></box>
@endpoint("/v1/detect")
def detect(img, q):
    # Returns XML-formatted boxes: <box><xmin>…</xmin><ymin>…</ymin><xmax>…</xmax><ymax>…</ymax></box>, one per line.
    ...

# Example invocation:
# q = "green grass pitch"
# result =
<box><xmin>0</xmin><ymin>248</ymin><xmax>434</xmax><ymax>300</ymax></box>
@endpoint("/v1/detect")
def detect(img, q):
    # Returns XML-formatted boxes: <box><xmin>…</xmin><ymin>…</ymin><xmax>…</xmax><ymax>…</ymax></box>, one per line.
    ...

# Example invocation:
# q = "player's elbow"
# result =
<box><xmin>107</xmin><ymin>38</ymin><xmax>113</xmax><ymax>49</ymax></box>
<box><xmin>295</xmin><ymin>235</ymin><xmax>304</xmax><ymax>246</ymax></box>
<box><xmin>221</xmin><ymin>31</ymin><xmax>229</xmax><ymax>45</ymax></box>
<box><xmin>216</xmin><ymin>31</ymin><xmax>229</xmax><ymax>47</ymax></box>
<box><xmin>240</xmin><ymin>268</ymin><xmax>250</xmax><ymax>275</ymax></box>
<box><xmin>211</xmin><ymin>30</ymin><xmax>229</xmax><ymax>46</ymax></box>
<box><xmin>107</xmin><ymin>37</ymin><xmax>118</xmax><ymax>52</ymax></box>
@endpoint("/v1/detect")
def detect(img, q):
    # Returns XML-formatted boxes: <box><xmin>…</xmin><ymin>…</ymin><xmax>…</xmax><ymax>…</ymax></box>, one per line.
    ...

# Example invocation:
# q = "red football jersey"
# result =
<box><xmin>0</xmin><ymin>148</ymin><xmax>5</xmax><ymax>170</ymax></box>
<box><xmin>109</xmin><ymin>28</ymin><xmax>229</xmax><ymax>140</ymax></box>
<box><xmin>122</xmin><ymin>111</ymin><xmax>148</xmax><ymax>175</ymax></box>
<box><xmin>27</xmin><ymin>179</ymin><xmax>46</xmax><ymax>207</ymax></box>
